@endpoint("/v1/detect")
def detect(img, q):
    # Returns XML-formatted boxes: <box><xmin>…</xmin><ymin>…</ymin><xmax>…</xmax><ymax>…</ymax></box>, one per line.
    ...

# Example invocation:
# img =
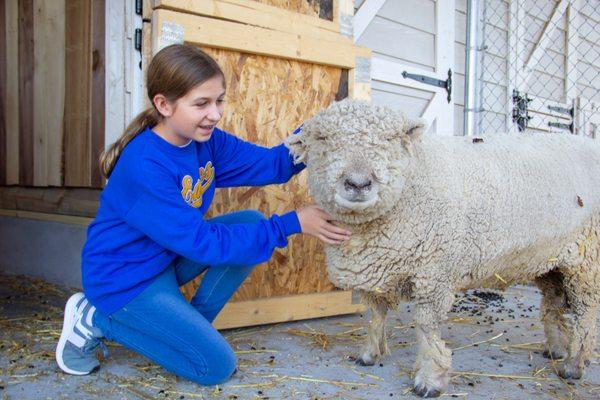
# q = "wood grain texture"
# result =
<box><xmin>0</xmin><ymin>0</ymin><xmax>6</xmax><ymax>185</ymax></box>
<box><xmin>153</xmin><ymin>9</ymin><xmax>357</xmax><ymax>68</ymax></box>
<box><xmin>180</xmin><ymin>47</ymin><xmax>345</xmax><ymax>301</ymax></box>
<box><xmin>18</xmin><ymin>0</ymin><xmax>34</xmax><ymax>186</ymax></box>
<box><xmin>33</xmin><ymin>0</ymin><xmax>65</xmax><ymax>187</ymax></box>
<box><xmin>5</xmin><ymin>0</ymin><xmax>19</xmax><ymax>184</ymax></box>
<box><xmin>258</xmin><ymin>0</ymin><xmax>333</xmax><ymax>20</ymax></box>
<box><xmin>91</xmin><ymin>0</ymin><xmax>105</xmax><ymax>187</ymax></box>
<box><xmin>213</xmin><ymin>290</ymin><xmax>363</xmax><ymax>329</ymax></box>
<box><xmin>64</xmin><ymin>0</ymin><xmax>91</xmax><ymax>187</ymax></box>
<box><xmin>0</xmin><ymin>186</ymin><xmax>100</xmax><ymax>217</ymax></box>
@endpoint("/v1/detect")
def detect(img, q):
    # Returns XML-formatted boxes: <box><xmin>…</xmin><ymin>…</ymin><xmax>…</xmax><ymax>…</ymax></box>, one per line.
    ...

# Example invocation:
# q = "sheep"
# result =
<box><xmin>284</xmin><ymin>99</ymin><xmax>600</xmax><ymax>397</ymax></box>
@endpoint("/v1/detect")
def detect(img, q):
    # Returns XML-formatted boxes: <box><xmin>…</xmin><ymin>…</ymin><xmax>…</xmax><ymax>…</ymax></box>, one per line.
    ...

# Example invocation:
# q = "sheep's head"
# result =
<box><xmin>285</xmin><ymin>99</ymin><xmax>426</xmax><ymax>224</ymax></box>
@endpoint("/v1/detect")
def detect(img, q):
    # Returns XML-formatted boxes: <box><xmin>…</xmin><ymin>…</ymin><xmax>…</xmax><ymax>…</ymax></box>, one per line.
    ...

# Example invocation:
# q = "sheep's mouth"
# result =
<box><xmin>334</xmin><ymin>193</ymin><xmax>378</xmax><ymax>211</ymax></box>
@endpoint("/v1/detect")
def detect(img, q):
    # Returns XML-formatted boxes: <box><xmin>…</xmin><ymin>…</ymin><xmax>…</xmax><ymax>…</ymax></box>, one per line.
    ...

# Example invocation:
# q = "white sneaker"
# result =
<box><xmin>55</xmin><ymin>293</ymin><xmax>107</xmax><ymax>375</ymax></box>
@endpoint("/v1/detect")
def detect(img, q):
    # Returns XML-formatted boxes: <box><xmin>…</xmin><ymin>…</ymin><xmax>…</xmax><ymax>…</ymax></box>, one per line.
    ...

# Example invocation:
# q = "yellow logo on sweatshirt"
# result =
<box><xmin>181</xmin><ymin>161</ymin><xmax>215</xmax><ymax>208</ymax></box>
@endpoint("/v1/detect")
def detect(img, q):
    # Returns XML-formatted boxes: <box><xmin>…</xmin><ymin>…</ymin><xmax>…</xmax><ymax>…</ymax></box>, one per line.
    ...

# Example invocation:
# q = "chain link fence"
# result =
<box><xmin>470</xmin><ymin>0</ymin><xmax>599</xmax><ymax>137</ymax></box>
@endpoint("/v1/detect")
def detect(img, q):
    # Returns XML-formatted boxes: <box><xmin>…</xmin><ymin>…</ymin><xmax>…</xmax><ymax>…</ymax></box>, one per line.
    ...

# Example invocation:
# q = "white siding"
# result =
<box><xmin>371</xmin><ymin>80</ymin><xmax>432</xmax><ymax>118</ymax></box>
<box><xmin>359</xmin><ymin>16</ymin><xmax>435</xmax><ymax>69</ymax></box>
<box><xmin>356</xmin><ymin>0</ymin><xmax>444</xmax><ymax>126</ymax></box>
<box><xmin>454</xmin><ymin>3</ymin><xmax>467</xmax><ymax>134</ymax></box>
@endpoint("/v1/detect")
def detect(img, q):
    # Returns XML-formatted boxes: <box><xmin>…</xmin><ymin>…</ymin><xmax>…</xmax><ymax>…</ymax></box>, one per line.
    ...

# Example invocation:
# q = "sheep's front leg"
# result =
<box><xmin>355</xmin><ymin>290</ymin><xmax>391</xmax><ymax>366</ymax></box>
<box><xmin>412</xmin><ymin>287</ymin><xmax>454</xmax><ymax>398</ymax></box>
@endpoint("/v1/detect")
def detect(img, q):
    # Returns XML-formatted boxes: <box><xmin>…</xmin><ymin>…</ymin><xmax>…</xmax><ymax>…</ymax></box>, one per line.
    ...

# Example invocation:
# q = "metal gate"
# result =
<box><xmin>465</xmin><ymin>0</ymin><xmax>600</xmax><ymax>137</ymax></box>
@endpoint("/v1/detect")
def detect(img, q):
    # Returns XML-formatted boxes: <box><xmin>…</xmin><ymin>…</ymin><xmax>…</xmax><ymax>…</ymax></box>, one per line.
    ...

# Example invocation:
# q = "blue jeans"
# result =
<box><xmin>92</xmin><ymin>210</ymin><xmax>264</xmax><ymax>385</ymax></box>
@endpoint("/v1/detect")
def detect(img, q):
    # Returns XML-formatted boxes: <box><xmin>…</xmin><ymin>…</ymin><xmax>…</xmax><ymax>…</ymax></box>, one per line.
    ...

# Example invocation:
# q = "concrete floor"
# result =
<box><xmin>1</xmin><ymin>273</ymin><xmax>598</xmax><ymax>400</ymax></box>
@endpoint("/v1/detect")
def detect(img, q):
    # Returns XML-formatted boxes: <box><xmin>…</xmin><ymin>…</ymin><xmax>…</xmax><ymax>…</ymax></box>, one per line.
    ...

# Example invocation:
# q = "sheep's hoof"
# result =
<box><xmin>557</xmin><ymin>363</ymin><xmax>583</xmax><ymax>380</ymax></box>
<box><xmin>412</xmin><ymin>384</ymin><xmax>441</xmax><ymax>398</ymax></box>
<box><xmin>543</xmin><ymin>349</ymin><xmax>565</xmax><ymax>360</ymax></box>
<box><xmin>354</xmin><ymin>356</ymin><xmax>375</xmax><ymax>366</ymax></box>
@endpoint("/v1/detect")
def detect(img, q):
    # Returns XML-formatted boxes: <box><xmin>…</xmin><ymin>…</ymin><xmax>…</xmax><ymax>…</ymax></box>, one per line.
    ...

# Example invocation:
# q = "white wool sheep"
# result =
<box><xmin>285</xmin><ymin>99</ymin><xmax>600</xmax><ymax>398</ymax></box>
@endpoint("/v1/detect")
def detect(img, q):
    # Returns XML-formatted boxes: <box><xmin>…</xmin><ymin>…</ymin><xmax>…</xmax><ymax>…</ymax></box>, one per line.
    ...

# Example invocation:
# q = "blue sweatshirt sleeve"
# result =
<box><xmin>123</xmin><ymin>158</ymin><xmax>302</xmax><ymax>267</ymax></box>
<box><xmin>210</xmin><ymin>128</ymin><xmax>305</xmax><ymax>188</ymax></box>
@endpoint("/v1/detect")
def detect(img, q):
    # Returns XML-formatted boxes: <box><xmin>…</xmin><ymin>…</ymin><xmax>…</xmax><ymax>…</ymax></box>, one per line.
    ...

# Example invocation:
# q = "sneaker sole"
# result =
<box><xmin>56</xmin><ymin>293</ymin><xmax>91</xmax><ymax>375</ymax></box>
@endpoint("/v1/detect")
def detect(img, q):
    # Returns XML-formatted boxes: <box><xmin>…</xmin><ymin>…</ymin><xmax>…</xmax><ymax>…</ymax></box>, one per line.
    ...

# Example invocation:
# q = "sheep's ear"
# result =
<box><xmin>405</xmin><ymin>118</ymin><xmax>427</xmax><ymax>139</ymax></box>
<box><xmin>284</xmin><ymin>127</ymin><xmax>308</xmax><ymax>165</ymax></box>
<box><xmin>401</xmin><ymin>118</ymin><xmax>427</xmax><ymax>154</ymax></box>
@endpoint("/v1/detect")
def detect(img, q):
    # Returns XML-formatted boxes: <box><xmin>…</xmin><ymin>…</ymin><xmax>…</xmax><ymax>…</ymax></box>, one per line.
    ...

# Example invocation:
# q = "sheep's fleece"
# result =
<box><xmin>284</xmin><ymin>99</ymin><xmax>600</xmax><ymax>398</ymax></box>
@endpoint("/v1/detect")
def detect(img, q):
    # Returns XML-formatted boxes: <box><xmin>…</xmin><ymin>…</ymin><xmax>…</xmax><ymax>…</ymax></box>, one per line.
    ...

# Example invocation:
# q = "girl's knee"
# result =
<box><xmin>196</xmin><ymin>345</ymin><xmax>237</xmax><ymax>385</ymax></box>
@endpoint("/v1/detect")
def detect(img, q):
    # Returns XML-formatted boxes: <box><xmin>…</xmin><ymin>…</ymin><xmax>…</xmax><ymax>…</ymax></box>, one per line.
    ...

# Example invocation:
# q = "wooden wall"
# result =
<box><xmin>0</xmin><ymin>0</ymin><xmax>105</xmax><ymax>188</ymax></box>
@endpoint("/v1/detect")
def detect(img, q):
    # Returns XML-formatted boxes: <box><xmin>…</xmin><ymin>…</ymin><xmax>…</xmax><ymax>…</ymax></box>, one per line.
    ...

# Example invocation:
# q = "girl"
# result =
<box><xmin>55</xmin><ymin>44</ymin><xmax>350</xmax><ymax>385</ymax></box>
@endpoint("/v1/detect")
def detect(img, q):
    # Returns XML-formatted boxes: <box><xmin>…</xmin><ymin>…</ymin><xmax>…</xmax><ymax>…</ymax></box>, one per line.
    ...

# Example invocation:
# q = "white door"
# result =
<box><xmin>105</xmin><ymin>0</ymin><xmax>144</xmax><ymax>147</ymax></box>
<box><xmin>353</xmin><ymin>0</ymin><xmax>455</xmax><ymax>135</ymax></box>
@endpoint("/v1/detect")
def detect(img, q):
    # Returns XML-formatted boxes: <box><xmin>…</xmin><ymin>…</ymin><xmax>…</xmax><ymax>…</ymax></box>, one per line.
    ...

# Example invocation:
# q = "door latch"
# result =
<box><xmin>512</xmin><ymin>90</ymin><xmax>532</xmax><ymax>132</ymax></box>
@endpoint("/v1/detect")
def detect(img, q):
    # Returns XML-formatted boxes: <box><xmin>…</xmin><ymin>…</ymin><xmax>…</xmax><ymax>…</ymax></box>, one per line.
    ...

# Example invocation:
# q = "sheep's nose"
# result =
<box><xmin>344</xmin><ymin>177</ymin><xmax>372</xmax><ymax>191</ymax></box>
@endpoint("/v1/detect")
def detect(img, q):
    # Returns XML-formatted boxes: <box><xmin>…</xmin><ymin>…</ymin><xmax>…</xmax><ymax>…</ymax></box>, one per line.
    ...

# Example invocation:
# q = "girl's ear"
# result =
<box><xmin>283</xmin><ymin>127</ymin><xmax>308</xmax><ymax>165</ymax></box>
<box><xmin>153</xmin><ymin>94</ymin><xmax>174</xmax><ymax>118</ymax></box>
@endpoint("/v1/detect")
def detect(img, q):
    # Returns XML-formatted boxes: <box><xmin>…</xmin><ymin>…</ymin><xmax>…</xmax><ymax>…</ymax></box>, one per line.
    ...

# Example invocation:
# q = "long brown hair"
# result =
<box><xmin>100</xmin><ymin>44</ymin><xmax>225</xmax><ymax>178</ymax></box>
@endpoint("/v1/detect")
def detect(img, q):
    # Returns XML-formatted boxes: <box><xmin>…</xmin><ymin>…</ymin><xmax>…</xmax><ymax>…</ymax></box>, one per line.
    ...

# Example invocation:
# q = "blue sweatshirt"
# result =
<box><xmin>82</xmin><ymin>127</ymin><xmax>305</xmax><ymax>315</ymax></box>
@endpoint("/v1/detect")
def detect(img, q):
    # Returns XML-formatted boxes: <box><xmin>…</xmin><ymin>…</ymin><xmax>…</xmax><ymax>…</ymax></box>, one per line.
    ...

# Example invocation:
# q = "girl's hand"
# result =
<box><xmin>296</xmin><ymin>204</ymin><xmax>351</xmax><ymax>245</ymax></box>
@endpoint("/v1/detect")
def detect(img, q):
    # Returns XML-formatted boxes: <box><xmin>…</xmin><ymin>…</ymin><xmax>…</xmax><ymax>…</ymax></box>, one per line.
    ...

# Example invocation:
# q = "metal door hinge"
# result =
<box><xmin>548</xmin><ymin>121</ymin><xmax>573</xmax><ymax>132</ymax></box>
<box><xmin>512</xmin><ymin>90</ymin><xmax>532</xmax><ymax>132</ymax></box>
<box><xmin>547</xmin><ymin>105</ymin><xmax>574</xmax><ymax>133</ymax></box>
<box><xmin>135</xmin><ymin>28</ymin><xmax>142</xmax><ymax>51</ymax></box>
<box><xmin>135</xmin><ymin>0</ymin><xmax>143</xmax><ymax>16</ymax></box>
<box><xmin>548</xmin><ymin>105</ymin><xmax>573</xmax><ymax>117</ymax></box>
<box><xmin>402</xmin><ymin>69</ymin><xmax>452</xmax><ymax>103</ymax></box>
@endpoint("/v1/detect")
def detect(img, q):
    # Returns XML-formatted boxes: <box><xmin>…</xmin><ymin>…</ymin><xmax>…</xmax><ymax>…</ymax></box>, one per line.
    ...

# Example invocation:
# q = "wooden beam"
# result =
<box><xmin>4</xmin><ymin>0</ymin><xmax>18</xmax><ymax>184</ymax></box>
<box><xmin>0</xmin><ymin>186</ymin><xmax>100</xmax><ymax>217</ymax></box>
<box><xmin>334</xmin><ymin>0</ymin><xmax>353</xmax><ymax>37</ymax></box>
<box><xmin>141</xmin><ymin>0</ymin><xmax>153</xmax><ymax>110</ymax></box>
<box><xmin>153</xmin><ymin>0</ymin><xmax>342</xmax><ymax>41</ymax></box>
<box><xmin>348</xmin><ymin>46</ymin><xmax>371</xmax><ymax>100</ymax></box>
<box><xmin>33</xmin><ymin>0</ymin><xmax>65</xmax><ymax>187</ymax></box>
<box><xmin>91</xmin><ymin>0</ymin><xmax>105</xmax><ymax>187</ymax></box>
<box><xmin>152</xmin><ymin>9</ymin><xmax>358</xmax><ymax>68</ymax></box>
<box><xmin>0</xmin><ymin>0</ymin><xmax>6</xmax><ymax>186</ymax></box>
<box><xmin>0</xmin><ymin>208</ymin><xmax>92</xmax><ymax>226</ymax></box>
<box><xmin>213</xmin><ymin>290</ymin><xmax>364</xmax><ymax>330</ymax></box>
<box><xmin>64</xmin><ymin>0</ymin><xmax>92</xmax><ymax>187</ymax></box>
<box><xmin>18</xmin><ymin>0</ymin><xmax>34</xmax><ymax>186</ymax></box>
<box><xmin>352</xmin><ymin>0</ymin><xmax>386</xmax><ymax>41</ymax></box>
<box><xmin>105</xmin><ymin>0</ymin><xmax>127</xmax><ymax>148</ymax></box>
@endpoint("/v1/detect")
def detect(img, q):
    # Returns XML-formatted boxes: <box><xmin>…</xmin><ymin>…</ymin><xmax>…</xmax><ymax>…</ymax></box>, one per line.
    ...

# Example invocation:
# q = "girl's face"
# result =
<box><xmin>154</xmin><ymin>75</ymin><xmax>226</xmax><ymax>146</ymax></box>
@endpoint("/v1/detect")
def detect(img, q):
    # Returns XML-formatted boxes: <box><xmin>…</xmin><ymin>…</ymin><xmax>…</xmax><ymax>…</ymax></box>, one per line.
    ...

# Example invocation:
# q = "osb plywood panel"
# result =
<box><xmin>181</xmin><ymin>46</ymin><xmax>343</xmax><ymax>301</ymax></box>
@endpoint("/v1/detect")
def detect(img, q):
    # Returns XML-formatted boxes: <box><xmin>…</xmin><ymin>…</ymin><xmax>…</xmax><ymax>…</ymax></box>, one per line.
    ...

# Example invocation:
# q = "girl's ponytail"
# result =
<box><xmin>99</xmin><ymin>44</ymin><xmax>225</xmax><ymax>179</ymax></box>
<box><xmin>99</xmin><ymin>107</ymin><xmax>160</xmax><ymax>179</ymax></box>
